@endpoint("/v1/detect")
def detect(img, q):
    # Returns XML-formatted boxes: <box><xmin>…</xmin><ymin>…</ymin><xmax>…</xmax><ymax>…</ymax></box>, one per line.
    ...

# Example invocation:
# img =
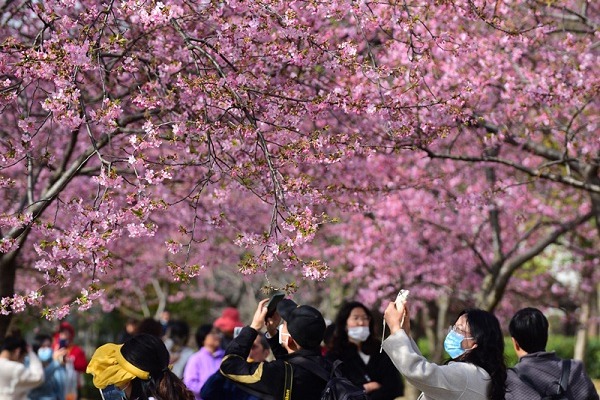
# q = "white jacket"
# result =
<box><xmin>382</xmin><ymin>330</ymin><xmax>490</xmax><ymax>400</ymax></box>
<box><xmin>0</xmin><ymin>351</ymin><xmax>45</xmax><ymax>400</ymax></box>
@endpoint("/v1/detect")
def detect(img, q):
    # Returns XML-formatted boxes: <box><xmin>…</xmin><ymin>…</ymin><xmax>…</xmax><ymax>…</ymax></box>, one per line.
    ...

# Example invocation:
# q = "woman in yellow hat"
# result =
<box><xmin>87</xmin><ymin>333</ymin><xmax>194</xmax><ymax>400</ymax></box>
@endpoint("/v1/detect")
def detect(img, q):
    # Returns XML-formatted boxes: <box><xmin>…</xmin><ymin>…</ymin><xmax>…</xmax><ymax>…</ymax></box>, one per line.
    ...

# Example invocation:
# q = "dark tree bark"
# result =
<box><xmin>0</xmin><ymin>254</ymin><xmax>17</xmax><ymax>339</ymax></box>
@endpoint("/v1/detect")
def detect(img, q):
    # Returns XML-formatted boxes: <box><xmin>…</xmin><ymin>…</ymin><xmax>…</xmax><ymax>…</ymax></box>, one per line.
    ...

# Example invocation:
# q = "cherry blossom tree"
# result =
<box><xmin>0</xmin><ymin>0</ymin><xmax>597</xmax><ymax>347</ymax></box>
<box><xmin>311</xmin><ymin>0</ymin><xmax>599</xmax><ymax>359</ymax></box>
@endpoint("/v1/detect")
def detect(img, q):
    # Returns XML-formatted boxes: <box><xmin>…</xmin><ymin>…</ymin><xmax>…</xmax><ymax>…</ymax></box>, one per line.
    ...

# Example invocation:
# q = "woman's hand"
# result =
<box><xmin>54</xmin><ymin>347</ymin><xmax>68</xmax><ymax>364</ymax></box>
<box><xmin>363</xmin><ymin>381</ymin><xmax>382</xmax><ymax>393</ymax></box>
<box><xmin>384</xmin><ymin>302</ymin><xmax>401</xmax><ymax>334</ymax></box>
<box><xmin>250</xmin><ymin>299</ymin><xmax>269</xmax><ymax>331</ymax></box>
<box><xmin>384</xmin><ymin>300</ymin><xmax>410</xmax><ymax>335</ymax></box>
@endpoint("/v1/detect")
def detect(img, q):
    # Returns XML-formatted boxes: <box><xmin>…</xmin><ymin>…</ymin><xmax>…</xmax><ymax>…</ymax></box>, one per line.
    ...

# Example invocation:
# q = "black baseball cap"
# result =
<box><xmin>276</xmin><ymin>299</ymin><xmax>325</xmax><ymax>350</ymax></box>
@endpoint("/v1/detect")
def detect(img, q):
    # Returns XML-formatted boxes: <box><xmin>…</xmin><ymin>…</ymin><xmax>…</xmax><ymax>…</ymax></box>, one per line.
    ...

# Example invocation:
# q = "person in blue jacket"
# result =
<box><xmin>28</xmin><ymin>333</ymin><xmax>66</xmax><ymax>400</ymax></box>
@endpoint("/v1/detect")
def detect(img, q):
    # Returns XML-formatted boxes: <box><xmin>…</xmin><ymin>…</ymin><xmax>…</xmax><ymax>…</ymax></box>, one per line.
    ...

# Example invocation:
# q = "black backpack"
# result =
<box><xmin>284</xmin><ymin>357</ymin><xmax>368</xmax><ymax>400</ymax></box>
<box><xmin>512</xmin><ymin>359</ymin><xmax>572</xmax><ymax>400</ymax></box>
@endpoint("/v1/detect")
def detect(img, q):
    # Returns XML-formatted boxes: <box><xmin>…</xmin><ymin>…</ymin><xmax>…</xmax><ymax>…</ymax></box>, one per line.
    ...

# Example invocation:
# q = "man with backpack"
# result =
<box><xmin>505</xmin><ymin>307</ymin><xmax>599</xmax><ymax>400</ymax></box>
<box><xmin>220</xmin><ymin>298</ymin><xmax>367</xmax><ymax>400</ymax></box>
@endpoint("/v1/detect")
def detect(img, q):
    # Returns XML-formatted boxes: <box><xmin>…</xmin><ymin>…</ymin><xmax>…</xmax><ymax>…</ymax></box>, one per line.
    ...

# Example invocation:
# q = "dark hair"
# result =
<box><xmin>32</xmin><ymin>333</ymin><xmax>52</xmax><ymax>353</ymax></box>
<box><xmin>509</xmin><ymin>307</ymin><xmax>548</xmax><ymax>354</ymax></box>
<box><xmin>121</xmin><ymin>334</ymin><xmax>194</xmax><ymax>400</ymax></box>
<box><xmin>330</xmin><ymin>301</ymin><xmax>379</xmax><ymax>356</ymax></box>
<box><xmin>255</xmin><ymin>332</ymin><xmax>270</xmax><ymax>351</ymax></box>
<box><xmin>0</xmin><ymin>334</ymin><xmax>27</xmax><ymax>353</ymax></box>
<box><xmin>195</xmin><ymin>324</ymin><xmax>214</xmax><ymax>348</ymax></box>
<box><xmin>456</xmin><ymin>309</ymin><xmax>506</xmax><ymax>400</ymax></box>
<box><xmin>323</xmin><ymin>323</ymin><xmax>336</xmax><ymax>350</ymax></box>
<box><xmin>136</xmin><ymin>318</ymin><xmax>164</xmax><ymax>337</ymax></box>
<box><xmin>167</xmin><ymin>320</ymin><xmax>190</xmax><ymax>346</ymax></box>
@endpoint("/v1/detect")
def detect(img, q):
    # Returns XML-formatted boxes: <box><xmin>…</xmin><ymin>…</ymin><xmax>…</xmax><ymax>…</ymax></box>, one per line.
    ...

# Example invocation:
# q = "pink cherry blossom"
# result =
<box><xmin>0</xmin><ymin>0</ymin><xmax>596</xmax><ymax>350</ymax></box>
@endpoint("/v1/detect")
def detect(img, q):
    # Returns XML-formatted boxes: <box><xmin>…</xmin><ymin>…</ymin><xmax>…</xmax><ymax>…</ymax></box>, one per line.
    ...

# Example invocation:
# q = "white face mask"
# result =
<box><xmin>278</xmin><ymin>324</ymin><xmax>291</xmax><ymax>345</ymax></box>
<box><xmin>348</xmin><ymin>326</ymin><xmax>370</xmax><ymax>342</ymax></box>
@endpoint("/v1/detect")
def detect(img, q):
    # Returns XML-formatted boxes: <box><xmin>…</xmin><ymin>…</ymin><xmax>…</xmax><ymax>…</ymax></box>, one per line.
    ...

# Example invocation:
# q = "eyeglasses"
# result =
<box><xmin>448</xmin><ymin>325</ymin><xmax>474</xmax><ymax>340</ymax></box>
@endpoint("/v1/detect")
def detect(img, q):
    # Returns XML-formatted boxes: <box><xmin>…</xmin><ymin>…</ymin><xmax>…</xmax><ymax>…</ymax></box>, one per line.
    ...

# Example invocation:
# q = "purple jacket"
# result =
<box><xmin>183</xmin><ymin>347</ymin><xmax>225</xmax><ymax>400</ymax></box>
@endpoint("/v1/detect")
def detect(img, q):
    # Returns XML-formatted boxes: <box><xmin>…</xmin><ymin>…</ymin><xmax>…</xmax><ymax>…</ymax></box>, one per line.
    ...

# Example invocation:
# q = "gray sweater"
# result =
<box><xmin>382</xmin><ymin>330</ymin><xmax>490</xmax><ymax>400</ymax></box>
<box><xmin>505</xmin><ymin>351</ymin><xmax>599</xmax><ymax>400</ymax></box>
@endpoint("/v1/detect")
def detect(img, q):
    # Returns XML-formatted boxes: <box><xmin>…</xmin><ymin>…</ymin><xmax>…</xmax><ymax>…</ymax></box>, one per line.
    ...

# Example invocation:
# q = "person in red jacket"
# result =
<box><xmin>52</xmin><ymin>321</ymin><xmax>88</xmax><ymax>399</ymax></box>
<box><xmin>52</xmin><ymin>321</ymin><xmax>88</xmax><ymax>372</ymax></box>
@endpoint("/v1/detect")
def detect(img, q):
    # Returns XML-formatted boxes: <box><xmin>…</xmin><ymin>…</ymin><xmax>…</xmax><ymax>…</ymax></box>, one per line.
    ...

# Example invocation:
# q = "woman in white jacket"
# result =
<box><xmin>382</xmin><ymin>301</ymin><xmax>506</xmax><ymax>400</ymax></box>
<box><xmin>0</xmin><ymin>334</ymin><xmax>45</xmax><ymax>400</ymax></box>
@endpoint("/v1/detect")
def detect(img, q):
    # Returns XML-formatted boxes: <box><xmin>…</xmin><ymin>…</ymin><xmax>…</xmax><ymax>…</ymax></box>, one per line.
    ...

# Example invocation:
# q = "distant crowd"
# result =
<box><xmin>0</xmin><ymin>297</ymin><xmax>598</xmax><ymax>400</ymax></box>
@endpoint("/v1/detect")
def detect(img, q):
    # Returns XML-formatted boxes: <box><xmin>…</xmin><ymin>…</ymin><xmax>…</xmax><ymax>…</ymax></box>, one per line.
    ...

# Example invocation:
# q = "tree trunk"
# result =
<box><xmin>574</xmin><ymin>294</ymin><xmax>591</xmax><ymax>361</ymax></box>
<box><xmin>0</xmin><ymin>254</ymin><xmax>17</xmax><ymax>339</ymax></box>
<box><xmin>429</xmin><ymin>295</ymin><xmax>449</xmax><ymax>363</ymax></box>
<box><xmin>593</xmin><ymin>284</ymin><xmax>600</xmax><ymax>337</ymax></box>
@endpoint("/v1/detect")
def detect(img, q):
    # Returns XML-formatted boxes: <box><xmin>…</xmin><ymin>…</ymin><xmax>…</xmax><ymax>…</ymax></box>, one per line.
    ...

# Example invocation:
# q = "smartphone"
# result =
<box><xmin>395</xmin><ymin>289</ymin><xmax>410</xmax><ymax>310</ymax></box>
<box><xmin>59</xmin><ymin>339</ymin><xmax>68</xmax><ymax>348</ymax></box>
<box><xmin>265</xmin><ymin>293</ymin><xmax>285</xmax><ymax>318</ymax></box>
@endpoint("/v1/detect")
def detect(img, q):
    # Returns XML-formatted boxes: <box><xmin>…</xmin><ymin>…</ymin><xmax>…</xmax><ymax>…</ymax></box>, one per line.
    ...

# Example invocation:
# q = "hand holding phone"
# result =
<box><xmin>381</xmin><ymin>288</ymin><xmax>410</xmax><ymax>353</ymax></box>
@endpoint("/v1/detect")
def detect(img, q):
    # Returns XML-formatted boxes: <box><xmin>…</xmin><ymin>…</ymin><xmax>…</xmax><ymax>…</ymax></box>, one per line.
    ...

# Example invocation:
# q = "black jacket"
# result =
<box><xmin>505</xmin><ymin>351</ymin><xmax>599</xmax><ymax>400</ymax></box>
<box><xmin>326</xmin><ymin>345</ymin><xmax>403</xmax><ymax>400</ymax></box>
<box><xmin>220</xmin><ymin>326</ymin><xmax>330</xmax><ymax>400</ymax></box>
<box><xmin>200</xmin><ymin>370</ymin><xmax>261</xmax><ymax>400</ymax></box>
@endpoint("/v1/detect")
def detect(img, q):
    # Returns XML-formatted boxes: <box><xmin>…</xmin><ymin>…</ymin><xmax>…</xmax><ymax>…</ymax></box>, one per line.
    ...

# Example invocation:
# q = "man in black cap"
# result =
<box><xmin>220</xmin><ymin>298</ymin><xmax>330</xmax><ymax>399</ymax></box>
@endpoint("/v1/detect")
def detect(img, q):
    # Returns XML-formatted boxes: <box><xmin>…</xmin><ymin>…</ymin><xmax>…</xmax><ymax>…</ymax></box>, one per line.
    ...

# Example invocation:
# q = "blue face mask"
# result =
<box><xmin>99</xmin><ymin>385</ymin><xmax>127</xmax><ymax>400</ymax></box>
<box><xmin>37</xmin><ymin>347</ymin><xmax>53</xmax><ymax>362</ymax></box>
<box><xmin>444</xmin><ymin>329</ymin><xmax>473</xmax><ymax>359</ymax></box>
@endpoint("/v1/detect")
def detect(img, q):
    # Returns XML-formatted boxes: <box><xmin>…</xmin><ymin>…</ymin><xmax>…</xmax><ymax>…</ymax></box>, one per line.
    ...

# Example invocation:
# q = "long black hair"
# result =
<box><xmin>456</xmin><ymin>309</ymin><xmax>507</xmax><ymax>400</ymax></box>
<box><xmin>121</xmin><ymin>334</ymin><xmax>194</xmax><ymax>400</ymax></box>
<box><xmin>330</xmin><ymin>301</ymin><xmax>380</xmax><ymax>356</ymax></box>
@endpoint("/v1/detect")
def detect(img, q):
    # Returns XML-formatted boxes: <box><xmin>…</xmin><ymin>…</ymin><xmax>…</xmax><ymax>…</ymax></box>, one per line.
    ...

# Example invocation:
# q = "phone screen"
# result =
<box><xmin>233</xmin><ymin>326</ymin><xmax>243</xmax><ymax>338</ymax></box>
<box><xmin>59</xmin><ymin>339</ymin><xmax>68</xmax><ymax>348</ymax></box>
